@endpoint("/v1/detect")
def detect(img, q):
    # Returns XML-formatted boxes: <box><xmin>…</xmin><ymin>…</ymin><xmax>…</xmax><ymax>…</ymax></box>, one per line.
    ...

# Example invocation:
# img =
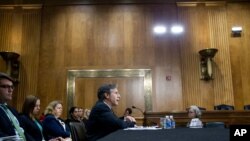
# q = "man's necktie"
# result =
<box><xmin>0</xmin><ymin>104</ymin><xmax>26</xmax><ymax>141</ymax></box>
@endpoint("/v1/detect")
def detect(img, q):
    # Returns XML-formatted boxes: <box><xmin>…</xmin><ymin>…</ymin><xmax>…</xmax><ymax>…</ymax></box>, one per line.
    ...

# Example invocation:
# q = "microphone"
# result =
<box><xmin>132</xmin><ymin>105</ymin><xmax>146</xmax><ymax>126</ymax></box>
<box><xmin>132</xmin><ymin>105</ymin><xmax>144</xmax><ymax>115</ymax></box>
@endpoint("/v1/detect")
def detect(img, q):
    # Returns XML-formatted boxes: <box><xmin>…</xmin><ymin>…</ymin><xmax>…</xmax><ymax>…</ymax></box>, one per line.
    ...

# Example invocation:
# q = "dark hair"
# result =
<box><xmin>69</xmin><ymin>106</ymin><xmax>78</xmax><ymax>114</ymax></box>
<box><xmin>22</xmin><ymin>95</ymin><xmax>39</xmax><ymax>117</ymax></box>
<box><xmin>0</xmin><ymin>72</ymin><xmax>14</xmax><ymax>82</ymax></box>
<box><xmin>125</xmin><ymin>108</ymin><xmax>132</xmax><ymax>114</ymax></box>
<box><xmin>69</xmin><ymin>106</ymin><xmax>78</xmax><ymax>119</ymax></box>
<box><xmin>97</xmin><ymin>84</ymin><xmax>117</xmax><ymax>101</ymax></box>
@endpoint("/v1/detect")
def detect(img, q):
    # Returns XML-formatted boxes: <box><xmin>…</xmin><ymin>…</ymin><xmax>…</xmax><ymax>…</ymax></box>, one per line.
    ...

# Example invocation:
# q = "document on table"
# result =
<box><xmin>124</xmin><ymin>126</ymin><xmax>162</xmax><ymax>130</ymax></box>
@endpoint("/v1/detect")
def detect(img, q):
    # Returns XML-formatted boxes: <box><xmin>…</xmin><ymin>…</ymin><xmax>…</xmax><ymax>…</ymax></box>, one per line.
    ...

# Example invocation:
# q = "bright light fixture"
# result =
<box><xmin>171</xmin><ymin>25</ymin><xmax>184</xmax><ymax>34</ymax></box>
<box><xmin>232</xmin><ymin>26</ymin><xmax>242</xmax><ymax>32</ymax></box>
<box><xmin>153</xmin><ymin>25</ymin><xmax>167</xmax><ymax>34</ymax></box>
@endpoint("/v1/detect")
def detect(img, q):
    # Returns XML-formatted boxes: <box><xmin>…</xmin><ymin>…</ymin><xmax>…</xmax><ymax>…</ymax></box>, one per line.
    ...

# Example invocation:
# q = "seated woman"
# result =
<box><xmin>20</xmin><ymin>95</ymin><xmax>45</xmax><ymax>141</ymax></box>
<box><xmin>187</xmin><ymin>105</ymin><xmax>203</xmax><ymax>128</ymax></box>
<box><xmin>20</xmin><ymin>95</ymin><xmax>62</xmax><ymax>141</ymax></box>
<box><xmin>42</xmin><ymin>100</ymin><xmax>72</xmax><ymax>141</ymax></box>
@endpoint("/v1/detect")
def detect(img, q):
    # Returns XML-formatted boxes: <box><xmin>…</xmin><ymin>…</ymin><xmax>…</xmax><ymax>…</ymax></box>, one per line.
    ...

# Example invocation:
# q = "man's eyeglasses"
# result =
<box><xmin>0</xmin><ymin>85</ymin><xmax>15</xmax><ymax>89</ymax></box>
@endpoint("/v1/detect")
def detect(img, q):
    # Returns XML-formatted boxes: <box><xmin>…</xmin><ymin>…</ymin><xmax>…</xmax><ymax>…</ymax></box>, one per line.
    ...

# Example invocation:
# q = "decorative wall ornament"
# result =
<box><xmin>199</xmin><ymin>48</ymin><xmax>218</xmax><ymax>81</ymax></box>
<box><xmin>0</xmin><ymin>51</ymin><xmax>20</xmax><ymax>83</ymax></box>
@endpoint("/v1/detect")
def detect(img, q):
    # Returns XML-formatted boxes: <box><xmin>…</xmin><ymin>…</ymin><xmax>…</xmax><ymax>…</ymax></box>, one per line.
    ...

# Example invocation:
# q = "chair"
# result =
<box><xmin>244</xmin><ymin>105</ymin><xmax>250</xmax><ymax>110</ymax></box>
<box><xmin>69</xmin><ymin>122</ymin><xmax>87</xmax><ymax>141</ymax></box>
<box><xmin>205</xmin><ymin>122</ymin><xmax>225</xmax><ymax>128</ymax></box>
<box><xmin>214</xmin><ymin>104</ymin><xmax>234</xmax><ymax>110</ymax></box>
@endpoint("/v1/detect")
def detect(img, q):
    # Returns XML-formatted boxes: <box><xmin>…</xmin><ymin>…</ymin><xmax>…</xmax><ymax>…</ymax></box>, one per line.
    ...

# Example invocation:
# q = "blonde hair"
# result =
<box><xmin>84</xmin><ymin>109</ymin><xmax>91</xmax><ymax>120</ymax></box>
<box><xmin>44</xmin><ymin>100</ymin><xmax>62</xmax><ymax>115</ymax></box>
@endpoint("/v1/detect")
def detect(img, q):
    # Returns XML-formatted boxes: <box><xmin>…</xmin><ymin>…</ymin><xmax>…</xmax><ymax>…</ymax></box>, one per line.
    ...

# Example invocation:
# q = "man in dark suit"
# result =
<box><xmin>86</xmin><ymin>84</ymin><xmax>136</xmax><ymax>141</ymax></box>
<box><xmin>0</xmin><ymin>72</ymin><xmax>26</xmax><ymax>140</ymax></box>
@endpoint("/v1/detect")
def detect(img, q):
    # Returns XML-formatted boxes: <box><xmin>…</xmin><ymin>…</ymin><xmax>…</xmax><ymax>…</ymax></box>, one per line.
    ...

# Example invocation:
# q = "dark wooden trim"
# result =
<box><xmin>144</xmin><ymin>110</ymin><xmax>250</xmax><ymax>127</ymax></box>
<box><xmin>1</xmin><ymin>0</ymin><xmax>250</xmax><ymax>6</ymax></box>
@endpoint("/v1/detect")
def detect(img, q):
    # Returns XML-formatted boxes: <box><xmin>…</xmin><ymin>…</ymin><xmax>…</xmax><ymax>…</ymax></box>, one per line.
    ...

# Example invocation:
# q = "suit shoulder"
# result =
<box><xmin>93</xmin><ymin>102</ymin><xmax>110</xmax><ymax>111</ymax></box>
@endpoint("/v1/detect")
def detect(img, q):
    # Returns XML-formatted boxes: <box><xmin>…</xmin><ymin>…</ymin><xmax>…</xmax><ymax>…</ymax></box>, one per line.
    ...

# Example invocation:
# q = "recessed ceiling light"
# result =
<box><xmin>153</xmin><ymin>25</ymin><xmax>167</xmax><ymax>34</ymax></box>
<box><xmin>171</xmin><ymin>25</ymin><xmax>184</xmax><ymax>34</ymax></box>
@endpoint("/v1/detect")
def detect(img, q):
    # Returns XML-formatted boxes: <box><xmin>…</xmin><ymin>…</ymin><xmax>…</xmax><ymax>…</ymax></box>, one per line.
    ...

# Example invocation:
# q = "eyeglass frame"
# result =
<box><xmin>0</xmin><ymin>85</ymin><xmax>15</xmax><ymax>90</ymax></box>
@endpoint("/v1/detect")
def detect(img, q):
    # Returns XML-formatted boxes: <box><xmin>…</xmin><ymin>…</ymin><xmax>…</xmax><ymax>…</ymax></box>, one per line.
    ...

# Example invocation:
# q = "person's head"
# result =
<box><xmin>97</xmin><ymin>84</ymin><xmax>120</xmax><ymax>107</ymax></box>
<box><xmin>44</xmin><ymin>100</ymin><xmax>63</xmax><ymax>118</ymax></box>
<box><xmin>84</xmin><ymin>109</ymin><xmax>91</xmax><ymax>120</ymax></box>
<box><xmin>78</xmin><ymin>107</ymin><xmax>84</xmax><ymax>118</ymax></box>
<box><xmin>0</xmin><ymin>72</ymin><xmax>14</xmax><ymax>103</ymax></box>
<box><xmin>188</xmin><ymin>105</ymin><xmax>202</xmax><ymax>118</ymax></box>
<box><xmin>124</xmin><ymin>108</ymin><xmax>132</xmax><ymax>116</ymax></box>
<box><xmin>69</xmin><ymin>106</ymin><xmax>79</xmax><ymax>120</ymax></box>
<box><xmin>22</xmin><ymin>95</ymin><xmax>40</xmax><ymax>118</ymax></box>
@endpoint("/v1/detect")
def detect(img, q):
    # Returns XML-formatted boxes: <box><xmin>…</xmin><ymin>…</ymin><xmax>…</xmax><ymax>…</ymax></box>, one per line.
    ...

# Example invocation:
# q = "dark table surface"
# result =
<box><xmin>97</xmin><ymin>128</ymin><xmax>229</xmax><ymax>141</ymax></box>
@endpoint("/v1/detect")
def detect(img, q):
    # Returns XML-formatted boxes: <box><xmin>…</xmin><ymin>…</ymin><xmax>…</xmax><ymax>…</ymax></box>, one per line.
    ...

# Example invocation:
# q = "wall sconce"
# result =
<box><xmin>0</xmin><ymin>51</ymin><xmax>20</xmax><ymax>83</ymax></box>
<box><xmin>231</xmin><ymin>26</ymin><xmax>242</xmax><ymax>37</ymax></box>
<box><xmin>198</xmin><ymin>48</ymin><xmax>218</xmax><ymax>81</ymax></box>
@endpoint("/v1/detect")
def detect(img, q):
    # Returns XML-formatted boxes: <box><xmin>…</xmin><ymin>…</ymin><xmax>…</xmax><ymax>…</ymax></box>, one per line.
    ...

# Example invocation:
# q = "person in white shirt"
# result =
<box><xmin>187</xmin><ymin>105</ymin><xmax>203</xmax><ymax>128</ymax></box>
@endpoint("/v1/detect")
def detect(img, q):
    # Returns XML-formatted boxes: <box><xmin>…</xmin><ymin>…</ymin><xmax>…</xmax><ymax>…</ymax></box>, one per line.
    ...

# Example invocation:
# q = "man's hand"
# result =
<box><xmin>125</xmin><ymin>116</ymin><xmax>136</xmax><ymax>123</ymax></box>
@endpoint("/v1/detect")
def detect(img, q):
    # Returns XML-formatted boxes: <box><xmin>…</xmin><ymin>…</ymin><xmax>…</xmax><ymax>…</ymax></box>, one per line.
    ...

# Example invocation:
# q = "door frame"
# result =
<box><xmin>66</xmin><ymin>69</ymin><xmax>152</xmax><ymax>115</ymax></box>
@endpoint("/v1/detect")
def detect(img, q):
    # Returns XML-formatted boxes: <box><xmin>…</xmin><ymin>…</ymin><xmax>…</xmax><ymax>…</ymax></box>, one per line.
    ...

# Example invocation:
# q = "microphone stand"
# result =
<box><xmin>132</xmin><ymin>106</ymin><xmax>145</xmax><ymax>126</ymax></box>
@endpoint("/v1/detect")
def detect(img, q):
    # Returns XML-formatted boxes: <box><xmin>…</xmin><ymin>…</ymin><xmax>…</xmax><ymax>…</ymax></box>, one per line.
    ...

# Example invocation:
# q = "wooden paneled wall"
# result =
<box><xmin>227</xmin><ymin>4</ymin><xmax>250</xmax><ymax>110</ymax></box>
<box><xmin>0</xmin><ymin>2</ymin><xmax>250</xmax><ymax>118</ymax></box>
<box><xmin>179</xmin><ymin>5</ymin><xmax>235</xmax><ymax>110</ymax></box>
<box><xmin>0</xmin><ymin>6</ymin><xmax>41</xmax><ymax>109</ymax></box>
<box><xmin>38</xmin><ymin>4</ymin><xmax>183</xmax><ymax>117</ymax></box>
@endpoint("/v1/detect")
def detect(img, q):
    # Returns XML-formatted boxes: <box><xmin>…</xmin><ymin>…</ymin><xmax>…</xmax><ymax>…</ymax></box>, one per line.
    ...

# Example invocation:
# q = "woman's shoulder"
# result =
<box><xmin>19</xmin><ymin>114</ymin><xmax>32</xmax><ymax>121</ymax></box>
<box><xmin>19</xmin><ymin>114</ymin><xmax>27</xmax><ymax>118</ymax></box>
<box><xmin>43</xmin><ymin>114</ymin><xmax>57</xmax><ymax>121</ymax></box>
<box><xmin>45</xmin><ymin>114</ymin><xmax>54</xmax><ymax>118</ymax></box>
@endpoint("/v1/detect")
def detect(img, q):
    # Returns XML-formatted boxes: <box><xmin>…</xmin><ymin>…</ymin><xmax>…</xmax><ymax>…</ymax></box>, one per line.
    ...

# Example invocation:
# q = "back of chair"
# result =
<box><xmin>205</xmin><ymin>122</ymin><xmax>225</xmax><ymax>128</ymax></box>
<box><xmin>69</xmin><ymin>122</ymin><xmax>86</xmax><ymax>141</ymax></box>
<box><xmin>214</xmin><ymin>104</ymin><xmax>234</xmax><ymax>110</ymax></box>
<box><xmin>244</xmin><ymin>105</ymin><xmax>250</xmax><ymax>110</ymax></box>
